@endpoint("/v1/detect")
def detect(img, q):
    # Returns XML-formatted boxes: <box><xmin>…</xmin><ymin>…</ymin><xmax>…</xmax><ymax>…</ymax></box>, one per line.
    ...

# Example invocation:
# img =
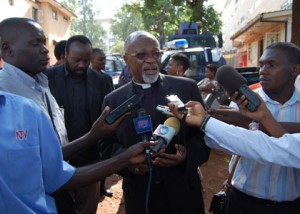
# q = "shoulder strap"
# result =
<box><xmin>45</xmin><ymin>93</ymin><xmax>61</xmax><ymax>144</ymax></box>
<box><xmin>225</xmin><ymin>155</ymin><xmax>240</xmax><ymax>191</ymax></box>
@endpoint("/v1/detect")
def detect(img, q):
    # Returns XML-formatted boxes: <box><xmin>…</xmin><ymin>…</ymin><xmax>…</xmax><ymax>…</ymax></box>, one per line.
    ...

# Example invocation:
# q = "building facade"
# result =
<box><xmin>220</xmin><ymin>0</ymin><xmax>293</xmax><ymax>67</ymax></box>
<box><xmin>0</xmin><ymin>0</ymin><xmax>76</xmax><ymax>65</ymax></box>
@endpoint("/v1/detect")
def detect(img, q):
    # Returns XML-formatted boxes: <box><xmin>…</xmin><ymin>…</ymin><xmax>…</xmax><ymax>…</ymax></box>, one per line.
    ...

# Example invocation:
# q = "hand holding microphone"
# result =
<box><xmin>151</xmin><ymin>117</ymin><xmax>187</xmax><ymax>167</ymax></box>
<box><xmin>132</xmin><ymin>108</ymin><xmax>153</xmax><ymax>174</ymax></box>
<box><xmin>215</xmin><ymin>65</ymin><xmax>261</xmax><ymax>112</ymax></box>
<box><xmin>151</xmin><ymin>117</ymin><xmax>180</xmax><ymax>154</ymax></box>
<box><xmin>153</xmin><ymin>144</ymin><xmax>187</xmax><ymax>167</ymax></box>
<box><xmin>230</xmin><ymin>92</ymin><xmax>271</xmax><ymax>123</ymax></box>
<box><xmin>168</xmin><ymin>101</ymin><xmax>208</xmax><ymax>128</ymax></box>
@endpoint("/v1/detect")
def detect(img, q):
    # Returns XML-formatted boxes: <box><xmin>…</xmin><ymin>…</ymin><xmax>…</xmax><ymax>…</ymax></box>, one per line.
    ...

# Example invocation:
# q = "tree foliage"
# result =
<box><xmin>121</xmin><ymin>0</ymin><xmax>190</xmax><ymax>39</ymax></box>
<box><xmin>110</xmin><ymin>5</ymin><xmax>145</xmax><ymax>42</ymax></box>
<box><xmin>110</xmin><ymin>40</ymin><xmax>125</xmax><ymax>55</ymax></box>
<box><xmin>118</xmin><ymin>0</ymin><xmax>222</xmax><ymax>42</ymax></box>
<box><xmin>60</xmin><ymin>0</ymin><xmax>106</xmax><ymax>49</ymax></box>
<box><xmin>200</xmin><ymin>5</ymin><xmax>223</xmax><ymax>34</ymax></box>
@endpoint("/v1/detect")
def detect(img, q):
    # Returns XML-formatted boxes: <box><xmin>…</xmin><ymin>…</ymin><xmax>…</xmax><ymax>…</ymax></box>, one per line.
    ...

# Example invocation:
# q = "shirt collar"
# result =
<box><xmin>258</xmin><ymin>87</ymin><xmax>300</xmax><ymax>105</ymax></box>
<box><xmin>132</xmin><ymin>73</ymin><xmax>163</xmax><ymax>89</ymax></box>
<box><xmin>3</xmin><ymin>62</ymin><xmax>48</xmax><ymax>88</ymax></box>
<box><xmin>133</xmin><ymin>80</ymin><xmax>151</xmax><ymax>89</ymax></box>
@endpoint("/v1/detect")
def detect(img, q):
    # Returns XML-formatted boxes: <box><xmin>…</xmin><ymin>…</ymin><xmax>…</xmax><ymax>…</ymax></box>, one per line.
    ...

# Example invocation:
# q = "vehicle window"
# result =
<box><xmin>105</xmin><ymin>60</ymin><xmax>114</xmax><ymax>72</ymax></box>
<box><xmin>115</xmin><ymin>60</ymin><xmax>124</xmax><ymax>72</ymax></box>
<box><xmin>105</xmin><ymin>57</ymin><xmax>125</xmax><ymax>73</ymax></box>
<box><xmin>161</xmin><ymin>51</ymin><xmax>206</xmax><ymax>82</ymax></box>
<box><xmin>192</xmin><ymin>37</ymin><xmax>215</xmax><ymax>48</ymax></box>
<box><xmin>186</xmin><ymin>52</ymin><xmax>206</xmax><ymax>79</ymax></box>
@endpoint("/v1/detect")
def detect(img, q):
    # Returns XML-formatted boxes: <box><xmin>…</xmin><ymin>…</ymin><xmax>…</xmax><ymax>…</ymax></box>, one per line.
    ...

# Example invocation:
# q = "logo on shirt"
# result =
<box><xmin>16</xmin><ymin>130</ymin><xmax>28</xmax><ymax>140</ymax></box>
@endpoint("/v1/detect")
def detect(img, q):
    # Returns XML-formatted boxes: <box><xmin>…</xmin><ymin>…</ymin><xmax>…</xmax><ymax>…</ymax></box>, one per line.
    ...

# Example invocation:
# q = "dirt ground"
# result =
<box><xmin>97</xmin><ymin>149</ymin><xmax>230</xmax><ymax>214</ymax></box>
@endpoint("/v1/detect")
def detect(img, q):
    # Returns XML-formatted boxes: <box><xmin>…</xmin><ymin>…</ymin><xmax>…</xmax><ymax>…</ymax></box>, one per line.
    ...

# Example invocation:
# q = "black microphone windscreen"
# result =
<box><xmin>137</xmin><ymin>108</ymin><xmax>147</xmax><ymax>117</ymax></box>
<box><xmin>216</xmin><ymin>65</ymin><xmax>247</xmax><ymax>96</ymax></box>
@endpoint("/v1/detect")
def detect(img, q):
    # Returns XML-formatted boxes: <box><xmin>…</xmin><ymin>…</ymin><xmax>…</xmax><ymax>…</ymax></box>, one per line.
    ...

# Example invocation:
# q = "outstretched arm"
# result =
<box><xmin>61</xmin><ymin>106</ymin><xmax>130</xmax><ymax>160</ymax></box>
<box><xmin>231</xmin><ymin>92</ymin><xmax>286</xmax><ymax>137</ymax></box>
<box><xmin>56</xmin><ymin>141</ymin><xmax>153</xmax><ymax>192</ymax></box>
<box><xmin>168</xmin><ymin>100</ymin><xmax>300</xmax><ymax>168</ymax></box>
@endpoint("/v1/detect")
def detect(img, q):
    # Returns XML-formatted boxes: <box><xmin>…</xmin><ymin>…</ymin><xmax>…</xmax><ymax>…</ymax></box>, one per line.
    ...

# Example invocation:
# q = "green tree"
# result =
<box><xmin>61</xmin><ymin>0</ymin><xmax>106</xmax><ymax>48</ymax></box>
<box><xmin>123</xmin><ymin>0</ymin><xmax>222</xmax><ymax>42</ymax></box>
<box><xmin>126</xmin><ymin>1</ymin><xmax>187</xmax><ymax>37</ymax></box>
<box><xmin>110</xmin><ymin>5</ymin><xmax>145</xmax><ymax>42</ymax></box>
<box><xmin>110</xmin><ymin>40</ymin><xmax>125</xmax><ymax>54</ymax></box>
<box><xmin>200</xmin><ymin>5</ymin><xmax>223</xmax><ymax>34</ymax></box>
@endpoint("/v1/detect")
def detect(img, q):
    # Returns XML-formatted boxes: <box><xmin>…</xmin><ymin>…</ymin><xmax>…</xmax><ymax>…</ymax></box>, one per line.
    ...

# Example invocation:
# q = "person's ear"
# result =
<box><xmin>123</xmin><ymin>54</ymin><xmax>130</xmax><ymax>65</ymax></box>
<box><xmin>178</xmin><ymin>65</ymin><xmax>184</xmax><ymax>72</ymax></box>
<box><xmin>2</xmin><ymin>42</ymin><xmax>12</xmax><ymax>56</ymax></box>
<box><xmin>291</xmin><ymin>64</ymin><xmax>300</xmax><ymax>77</ymax></box>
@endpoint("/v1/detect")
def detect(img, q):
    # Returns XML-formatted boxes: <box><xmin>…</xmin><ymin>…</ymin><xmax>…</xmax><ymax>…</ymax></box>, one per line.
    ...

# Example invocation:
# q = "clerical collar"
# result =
<box><xmin>133</xmin><ymin>81</ymin><xmax>151</xmax><ymax>89</ymax></box>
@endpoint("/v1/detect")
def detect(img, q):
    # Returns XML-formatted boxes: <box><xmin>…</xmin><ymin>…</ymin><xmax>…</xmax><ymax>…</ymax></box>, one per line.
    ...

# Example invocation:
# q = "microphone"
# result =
<box><xmin>215</xmin><ymin>65</ymin><xmax>261</xmax><ymax>112</ymax></box>
<box><xmin>105</xmin><ymin>94</ymin><xmax>140</xmax><ymax>124</ymax></box>
<box><xmin>133</xmin><ymin>108</ymin><xmax>153</xmax><ymax>167</ymax></box>
<box><xmin>151</xmin><ymin>117</ymin><xmax>180</xmax><ymax>154</ymax></box>
<box><xmin>204</xmin><ymin>93</ymin><xmax>220</xmax><ymax>110</ymax></box>
<box><xmin>133</xmin><ymin>108</ymin><xmax>153</xmax><ymax>141</ymax></box>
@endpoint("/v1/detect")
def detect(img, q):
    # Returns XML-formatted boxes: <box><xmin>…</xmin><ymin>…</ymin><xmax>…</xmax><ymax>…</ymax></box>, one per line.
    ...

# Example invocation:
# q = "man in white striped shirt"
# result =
<box><xmin>169</xmin><ymin>43</ymin><xmax>300</xmax><ymax>214</ymax></box>
<box><xmin>213</xmin><ymin>42</ymin><xmax>300</xmax><ymax>214</ymax></box>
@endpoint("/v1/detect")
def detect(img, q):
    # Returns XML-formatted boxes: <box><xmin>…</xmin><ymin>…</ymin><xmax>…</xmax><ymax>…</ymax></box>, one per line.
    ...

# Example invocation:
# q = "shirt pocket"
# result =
<box><xmin>8</xmin><ymin>147</ymin><xmax>43</xmax><ymax>194</ymax></box>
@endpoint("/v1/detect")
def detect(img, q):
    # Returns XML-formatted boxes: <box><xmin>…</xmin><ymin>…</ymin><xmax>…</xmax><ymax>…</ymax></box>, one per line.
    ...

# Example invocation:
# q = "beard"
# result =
<box><xmin>142</xmin><ymin>62</ymin><xmax>160</xmax><ymax>84</ymax></box>
<box><xmin>66</xmin><ymin>61</ymin><xmax>88</xmax><ymax>78</ymax></box>
<box><xmin>142</xmin><ymin>72</ymin><xmax>159</xmax><ymax>83</ymax></box>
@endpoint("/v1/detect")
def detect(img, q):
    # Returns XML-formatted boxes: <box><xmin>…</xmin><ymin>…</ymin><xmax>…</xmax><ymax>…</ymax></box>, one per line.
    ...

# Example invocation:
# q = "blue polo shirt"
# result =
<box><xmin>0</xmin><ymin>91</ymin><xmax>75</xmax><ymax>213</ymax></box>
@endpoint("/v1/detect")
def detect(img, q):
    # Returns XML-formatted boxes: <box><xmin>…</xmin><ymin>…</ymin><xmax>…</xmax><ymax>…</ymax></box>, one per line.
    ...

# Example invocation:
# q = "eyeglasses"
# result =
<box><xmin>125</xmin><ymin>51</ymin><xmax>163</xmax><ymax>61</ymax></box>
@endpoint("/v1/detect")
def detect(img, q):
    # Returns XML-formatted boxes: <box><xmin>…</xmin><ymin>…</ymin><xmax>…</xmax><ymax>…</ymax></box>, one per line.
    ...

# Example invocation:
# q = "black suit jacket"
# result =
<box><xmin>44</xmin><ymin>65</ymin><xmax>112</xmax><ymax>163</ymax></box>
<box><xmin>100</xmin><ymin>74</ymin><xmax>210</xmax><ymax>214</ymax></box>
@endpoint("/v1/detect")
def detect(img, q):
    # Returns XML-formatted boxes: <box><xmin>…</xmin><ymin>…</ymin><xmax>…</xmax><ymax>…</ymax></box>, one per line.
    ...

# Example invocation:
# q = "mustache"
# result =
<box><xmin>142</xmin><ymin>62</ymin><xmax>159</xmax><ymax>70</ymax></box>
<box><xmin>75</xmin><ymin>68</ymin><xmax>87</xmax><ymax>73</ymax></box>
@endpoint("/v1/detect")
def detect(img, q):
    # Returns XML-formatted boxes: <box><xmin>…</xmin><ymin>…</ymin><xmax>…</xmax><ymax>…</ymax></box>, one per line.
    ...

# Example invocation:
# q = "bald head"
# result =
<box><xmin>123</xmin><ymin>31</ymin><xmax>161</xmax><ymax>84</ymax></box>
<box><xmin>124</xmin><ymin>31</ymin><xmax>159</xmax><ymax>53</ymax></box>
<box><xmin>0</xmin><ymin>17</ymin><xmax>49</xmax><ymax>76</ymax></box>
<box><xmin>0</xmin><ymin>18</ymin><xmax>42</xmax><ymax>47</ymax></box>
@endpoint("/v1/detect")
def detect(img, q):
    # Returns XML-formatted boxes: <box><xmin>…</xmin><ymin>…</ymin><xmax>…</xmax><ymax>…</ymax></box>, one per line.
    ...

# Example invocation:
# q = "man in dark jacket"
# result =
<box><xmin>45</xmin><ymin>35</ymin><xmax>113</xmax><ymax>213</ymax></box>
<box><xmin>99</xmin><ymin>31</ymin><xmax>210</xmax><ymax>214</ymax></box>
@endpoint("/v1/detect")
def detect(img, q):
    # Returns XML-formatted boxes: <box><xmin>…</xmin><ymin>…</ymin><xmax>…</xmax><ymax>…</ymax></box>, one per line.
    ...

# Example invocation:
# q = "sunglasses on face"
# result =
<box><xmin>125</xmin><ymin>51</ymin><xmax>163</xmax><ymax>61</ymax></box>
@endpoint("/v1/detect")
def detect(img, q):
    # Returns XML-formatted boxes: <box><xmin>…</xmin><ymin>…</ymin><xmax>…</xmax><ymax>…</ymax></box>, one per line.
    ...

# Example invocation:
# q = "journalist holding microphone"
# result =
<box><xmin>169</xmin><ymin>42</ymin><xmax>300</xmax><ymax>214</ymax></box>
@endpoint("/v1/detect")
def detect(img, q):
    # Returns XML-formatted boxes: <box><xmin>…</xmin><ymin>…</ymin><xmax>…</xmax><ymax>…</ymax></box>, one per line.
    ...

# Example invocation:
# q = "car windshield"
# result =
<box><xmin>161</xmin><ymin>50</ymin><xmax>206</xmax><ymax>82</ymax></box>
<box><xmin>193</xmin><ymin>36</ymin><xmax>215</xmax><ymax>47</ymax></box>
<box><xmin>105</xmin><ymin>57</ymin><xmax>124</xmax><ymax>72</ymax></box>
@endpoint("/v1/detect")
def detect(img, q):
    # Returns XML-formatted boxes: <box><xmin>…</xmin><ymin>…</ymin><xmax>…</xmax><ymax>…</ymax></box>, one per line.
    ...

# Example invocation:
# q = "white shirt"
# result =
<box><xmin>205</xmin><ymin>117</ymin><xmax>300</xmax><ymax>169</ymax></box>
<box><xmin>205</xmin><ymin>88</ymin><xmax>300</xmax><ymax>201</ymax></box>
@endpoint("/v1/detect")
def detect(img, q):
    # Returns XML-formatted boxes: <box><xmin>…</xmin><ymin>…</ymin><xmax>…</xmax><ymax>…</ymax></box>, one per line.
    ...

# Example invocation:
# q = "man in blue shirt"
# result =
<box><xmin>0</xmin><ymin>17</ymin><xmax>153</xmax><ymax>213</ymax></box>
<box><xmin>0</xmin><ymin>90</ymin><xmax>152</xmax><ymax>213</ymax></box>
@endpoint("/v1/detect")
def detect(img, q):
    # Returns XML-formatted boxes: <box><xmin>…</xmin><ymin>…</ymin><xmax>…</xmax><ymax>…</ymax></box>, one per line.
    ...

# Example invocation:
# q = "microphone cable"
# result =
<box><xmin>178</xmin><ymin>112</ymin><xmax>187</xmax><ymax>155</ymax></box>
<box><xmin>145</xmin><ymin>148</ymin><xmax>152</xmax><ymax>214</ymax></box>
